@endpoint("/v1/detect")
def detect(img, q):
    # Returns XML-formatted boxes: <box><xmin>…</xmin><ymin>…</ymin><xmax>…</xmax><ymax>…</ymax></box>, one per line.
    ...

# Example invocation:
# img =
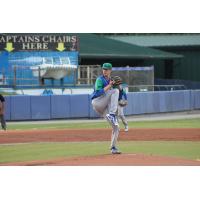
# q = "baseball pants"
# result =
<box><xmin>117</xmin><ymin>105</ymin><xmax>128</xmax><ymax>127</ymax></box>
<box><xmin>92</xmin><ymin>88</ymin><xmax>120</xmax><ymax>148</ymax></box>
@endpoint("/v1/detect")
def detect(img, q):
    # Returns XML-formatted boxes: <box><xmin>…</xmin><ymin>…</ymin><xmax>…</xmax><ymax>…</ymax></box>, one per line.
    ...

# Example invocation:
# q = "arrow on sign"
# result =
<box><xmin>56</xmin><ymin>43</ymin><xmax>66</xmax><ymax>51</ymax></box>
<box><xmin>5</xmin><ymin>42</ymin><xmax>15</xmax><ymax>52</ymax></box>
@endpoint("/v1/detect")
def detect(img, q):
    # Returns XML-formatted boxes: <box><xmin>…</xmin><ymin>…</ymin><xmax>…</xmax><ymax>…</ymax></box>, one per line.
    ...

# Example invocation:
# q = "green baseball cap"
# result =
<box><xmin>102</xmin><ymin>63</ymin><xmax>112</xmax><ymax>70</ymax></box>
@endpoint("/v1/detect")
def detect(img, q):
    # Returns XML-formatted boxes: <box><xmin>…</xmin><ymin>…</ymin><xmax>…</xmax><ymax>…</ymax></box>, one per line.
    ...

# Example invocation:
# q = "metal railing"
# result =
<box><xmin>127</xmin><ymin>85</ymin><xmax>187</xmax><ymax>92</ymax></box>
<box><xmin>0</xmin><ymin>75</ymin><xmax>187</xmax><ymax>91</ymax></box>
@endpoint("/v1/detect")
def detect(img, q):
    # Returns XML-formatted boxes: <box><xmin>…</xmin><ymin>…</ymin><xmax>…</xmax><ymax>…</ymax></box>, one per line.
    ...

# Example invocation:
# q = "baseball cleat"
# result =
<box><xmin>106</xmin><ymin>114</ymin><xmax>119</xmax><ymax>126</ymax></box>
<box><xmin>124</xmin><ymin>126</ymin><xmax>128</xmax><ymax>132</ymax></box>
<box><xmin>111</xmin><ymin>146</ymin><xmax>121</xmax><ymax>154</ymax></box>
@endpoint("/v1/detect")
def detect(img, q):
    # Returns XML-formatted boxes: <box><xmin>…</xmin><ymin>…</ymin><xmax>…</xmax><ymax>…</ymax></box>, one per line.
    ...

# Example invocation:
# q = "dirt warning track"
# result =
<box><xmin>0</xmin><ymin>128</ymin><xmax>200</xmax><ymax>144</ymax></box>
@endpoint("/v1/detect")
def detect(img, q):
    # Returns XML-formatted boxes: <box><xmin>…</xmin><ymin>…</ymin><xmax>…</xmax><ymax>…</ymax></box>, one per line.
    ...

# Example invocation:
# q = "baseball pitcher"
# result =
<box><xmin>91</xmin><ymin>63</ymin><xmax>122</xmax><ymax>154</ymax></box>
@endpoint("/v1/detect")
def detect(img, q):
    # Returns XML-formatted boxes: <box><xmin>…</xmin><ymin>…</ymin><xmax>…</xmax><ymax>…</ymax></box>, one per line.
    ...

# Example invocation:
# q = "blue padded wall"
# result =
<box><xmin>152</xmin><ymin>92</ymin><xmax>161</xmax><ymax>113</ymax></box>
<box><xmin>171</xmin><ymin>91</ymin><xmax>190</xmax><ymax>111</ymax></box>
<box><xmin>138</xmin><ymin>93</ymin><xmax>148</xmax><ymax>114</ymax></box>
<box><xmin>190</xmin><ymin>90</ymin><xmax>195</xmax><ymax>110</ymax></box>
<box><xmin>171</xmin><ymin>91</ymin><xmax>184</xmax><ymax>111</ymax></box>
<box><xmin>31</xmin><ymin>96</ymin><xmax>51</xmax><ymax>120</ymax></box>
<box><xmin>132</xmin><ymin>92</ymin><xmax>142</xmax><ymax>114</ymax></box>
<box><xmin>10</xmin><ymin>96</ymin><xmax>31</xmax><ymax>120</ymax></box>
<box><xmin>183</xmin><ymin>90</ymin><xmax>192</xmax><ymax>110</ymax></box>
<box><xmin>160</xmin><ymin>91</ymin><xmax>173</xmax><ymax>112</ymax></box>
<box><xmin>4</xmin><ymin>90</ymin><xmax>200</xmax><ymax>121</ymax></box>
<box><xmin>159</xmin><ymin>91</ymin><xmax>167</xmax><ymax>112</ymax></box>
<box><xmin>70</xmin><ymin>94</ymin><xmax>90</xmax><ymax>118</ymax></box>
<box><xmin>51</xmin><ymin>95</ymin><xmax>70</xmax><ymax>119</ymax></box>
<box><xmin>193</xmin><ymin>90</ymin><xmax>200</xmax><ymax>109</ymax></box>
<box><xmin>131</xmin><ymin>92</ymin><xmax>160</xmax><ymax>114</ymax></box>
<box><xmin>145</xmin><ymin>92</ymin><xmax>155</xmax><ymax>113</ymax></box>
<box><xmin>124</xmin><ymin>93</ymin><xmax>133</xmax><ymax>115</ymax></box>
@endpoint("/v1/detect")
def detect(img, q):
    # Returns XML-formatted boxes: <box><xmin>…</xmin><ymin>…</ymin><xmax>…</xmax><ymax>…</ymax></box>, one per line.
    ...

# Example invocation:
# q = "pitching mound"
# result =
<box><xmin>2</xmin><ymin>154</ymin><xmax>200</xmax><ymax>166</ymax></box>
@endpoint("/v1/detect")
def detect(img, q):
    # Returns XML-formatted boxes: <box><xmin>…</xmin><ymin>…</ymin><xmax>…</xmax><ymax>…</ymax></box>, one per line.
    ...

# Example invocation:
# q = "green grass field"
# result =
<box><xmin>0</xmin><ymin>141</ymin><xmax>200</xmax><ymax>164</ymax></box>
<box><xmin>1</xmin><ymin>118</ymin><xmax>200</xmax><ymax>164</ymax></box>
<box><xmin>6</xmin><ymin>118</ymin><xmax>200</xmax><ymax>130</ymax></box>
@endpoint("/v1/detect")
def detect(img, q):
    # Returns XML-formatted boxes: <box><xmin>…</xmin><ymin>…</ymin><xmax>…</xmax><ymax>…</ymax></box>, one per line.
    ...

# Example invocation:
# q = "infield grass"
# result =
<box><xmin>0</xmin><ymin>141</ymin><xmax>200</xmax><ymax>164</ymax></box>
<box><xmin>6</xmin><ymin>118</ymin><xmax>200</xmax><ymax>130</ymax></box>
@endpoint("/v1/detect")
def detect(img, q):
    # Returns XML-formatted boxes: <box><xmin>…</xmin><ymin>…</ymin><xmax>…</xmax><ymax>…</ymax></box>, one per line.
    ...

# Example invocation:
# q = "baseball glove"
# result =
<box><xmin>111</xmin><ymin>76</ymin><xmax>122</xmax><ymax>86</ymax></box>
<box><xmin>119</xmin><ymin>99</ymin><xmax>128</xmax><ymax>107</ymax></box>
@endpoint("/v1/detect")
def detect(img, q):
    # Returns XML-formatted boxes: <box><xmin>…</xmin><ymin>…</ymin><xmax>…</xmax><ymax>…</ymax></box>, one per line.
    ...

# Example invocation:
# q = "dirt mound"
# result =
<box><xmin>1</xmin><ymin>154</ymin><xmax>200</xmax><ymax>166</ymax></box>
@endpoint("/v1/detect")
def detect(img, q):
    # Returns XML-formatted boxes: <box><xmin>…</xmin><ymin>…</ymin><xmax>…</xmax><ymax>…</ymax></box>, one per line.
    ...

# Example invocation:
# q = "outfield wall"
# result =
<box><xmin>4</xmin><ymin>90</ymin><xmax>200</xmax><ymax>121</ymax></box>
